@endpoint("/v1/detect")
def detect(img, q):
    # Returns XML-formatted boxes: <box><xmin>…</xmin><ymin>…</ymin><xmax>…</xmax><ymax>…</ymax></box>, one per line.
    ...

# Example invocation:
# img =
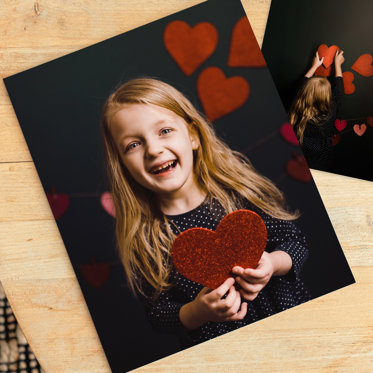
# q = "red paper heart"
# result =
<box><xmin>351</xmin><ymin>53</ymin><xmax>373</xmax><ymax>77</ymax></box>
<box><xmin>342</xmin><ymin>71</ymin><xmax>355</xmax><ymax>95</ymax></box>
<box><xmin>197</xmin><ymin>67</ymin><xmax>250</xmax><ymax>121</ymax></box>
<box><xmin>367</xmin><ymin>116</ymin><xmax>373</xmax><ymax>127</ymax></box>
<box><xmin>317</xmin><ymin>44</ymin><xmax>339</xmax><ymax>68</ymax></box>
<box><xmin>163</xmin><ymin>20</ymin><xmax>218</xmax><ymax>76</ymax></box>
<box><xmin>228</xmin><ymin>16</ymin><xmax>266</xmax><ymax>68</ymax></box>
<box><xmin>46</xmin><ymin>188</ymin><xmax>70</xmax><ymax>219</ymax></box>
<box><xmin>353</xmin><ymin>124</ymin><xmax>367</xmax><ymax>136</ymax></box>
<box><xmin>171</xmin><ymin>210</ymin><xmax>267</xmax><ymax>289</ymax></box>
<box><xmin>286</xmin><ymin>154</ymin><xmax>312</xmax><ymax>182</ymax></box>
<box><xmin>280</xmin><ymin>123</ymin><xmax>299</xmax><ymax>145</ymax></box>
<box><xmin>334</xmin><ymin>119</ymin><xmax>347</xmax><ymax>132</ymax></box>
<box><xmin>81</xmin><ymin>257</ymin><xmax>111</xmax><ymax>289</ymax></box>
<box><xmin>101</xmin><ymin>192</ymin><xmax>116</xmax><ymax>217</ymax></box>
<box><xmin>315</xmin><ymin>65</ymin><xmax>331</xmax><ymax>77</ymax></box>
<box><xmin>332</xmin><ymin>134</ymin><xmax>341</xmax><ymax>146</ymax></box>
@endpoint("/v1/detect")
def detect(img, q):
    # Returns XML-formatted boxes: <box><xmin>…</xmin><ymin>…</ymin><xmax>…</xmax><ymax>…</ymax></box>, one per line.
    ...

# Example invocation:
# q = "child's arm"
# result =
<box><xmin>179</xmin><ymin>277</ymin><xmax>247</xmax><ymax>330</ymax></box>
<box><xmin>305</xmin><ymin>51</ymin><xmax>324</xmax><ymax>78</ymax></box>
<box><xmin>334</xmin><ymin>50</ymin><xmax>344</xmax><ymax>77</ymax></box>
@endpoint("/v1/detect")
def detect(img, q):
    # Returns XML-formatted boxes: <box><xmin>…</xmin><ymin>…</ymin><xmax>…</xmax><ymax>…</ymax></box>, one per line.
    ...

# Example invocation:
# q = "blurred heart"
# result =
<box><xmin>351</xmin><ymin>54</ymin><xmax>373</xmax><ymax>77</ymax></box>
<box><xmin>197</xmin><ymin>67</ymin><xmax>249</xmax><ymax>121</ymax></box>
<box><xmin>342</xmin><ymin>71</ymin><xmax>355</xmax><ymax>95</ymax></box>
<box><xmin>228</xmin><ymin>16</ymin><xmax>266</xmax><ymax>67</ymax></box>
<box><xmin>46</xmin><ymin>188</ymin><xmax>70</xmax><ymax>219</ymax></box>
<box><xmin>332</xmin><ymin>134</ymin><xmax>341</xmax><ymax>146</ymax></box>
<box><xmin>81</xmin><ymin>257</ymin><xmax>111</xmax><ymax>289</ymax></box>
<box><xmin>334</xmin><ymin>119</ymin><xmax>347</xmax><ymax>132</ymax></box>
<box><xmin>317</xmin><ymin>44</ymin><xmax>339</xmax><ymax>68</ymax></box>
<box><xmin>353</xmin><ymin>124</ymin><xmax>367</xmax><ymax>136</ymax></box>
<box><xmin>280</xmin><ymin>123</ymin><xmax>299</xmax><ymax>145</ymax></box>
<box><xmin>172</xmin><ymin>210</ymin><xmax>267</xmax><ymax>289</ymax></box>
<box><xmin>367</xmin><ymin>116</ymin><xmax>373</xmax><ymax>127</ymax></box>
<box><xmin>164</xmin><ymin>20</ymin><xmax>218</xmax><ymax>76</ymax></box>
<box><xmin>101</xmin><ymin>192</ymin><xmax>116</xmax><ymax>217</ymax></box>
<box><xmin>286</xmin><ymin>153</ymin><xmax>312</xmax><ymax>182</ymax></box>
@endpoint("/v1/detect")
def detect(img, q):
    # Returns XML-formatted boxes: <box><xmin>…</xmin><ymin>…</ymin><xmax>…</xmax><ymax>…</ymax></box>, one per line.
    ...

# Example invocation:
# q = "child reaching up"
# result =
<box><xmin>289</xmin><ymin>50</ymin><xmax>345</xmax><ymax>171</ymax></box>
<box><xmin>100</xmin><ymin>78</ymin><xmax>311</xmax><ymax>346</ymax></box>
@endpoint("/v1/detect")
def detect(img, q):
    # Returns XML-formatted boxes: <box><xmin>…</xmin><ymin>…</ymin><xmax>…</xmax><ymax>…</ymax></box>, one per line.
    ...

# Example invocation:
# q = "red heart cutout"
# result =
<box><xmin>46</xmin><ymin>188</ymin><xmax>70</xmax><ymax>219</ymax></box>
<box><xmin>353</xmin><ymin>124</ymin><xmax>367</xmax><ymax>136</ymax></box>
<box><xmin>315</xmin><ymin>64</ymin><xmax>331</xmax><ymax>77</ymax></box>
<box><xmin>197</xmin><ymin>67</ymin><xmax>250</xmax><ymax>121</ymax></box>
<box><xmin>351</xmin><ymin>53</ymin><xmax>373</xmax><ymax>77</ymax></box>
<box><xmin>280</xmin><ymin>123</ymin><xmax>299</xmax><ymax>145</ymax></box>
<box><xmin>334</xmin><ymin>119</ymin><xmax>347</xmax><ymax>132</ymax></box>
<box><xmin>81</xmin><ymin>257</ymin><xmax>111</xmax><ymax>289</ymax></box>
<box><xmin>342</xmin><ymin>71</ymin><xmax>356</xmax><ymax>95</ymax></box>
<box><xmin>101</xmin><ymin>192</ymin><xmax>116</xmax><ymax>217</ymax></box>
<box><xmin>171</xmin><ymin>210</ymin><xmax>267</xmax><ymax>289</ymax></box>
<box><xmin>332</xmin><ymin>134</ymin><xmax>341</xmax><ymax>146</ymax></box>
<box><xmin>163</xmin><ymin>20</ymin><xmax>218</xmax><ymax>76</ymax></box>
<box><xmin>367</xmin><ymin>116</ymin><xmax>373</xmax><ymax>127</ymax></box>
<box><xmin>317</xmin><ymin>44</ymin><xmax>339</xmax><ymax>68</ymax></box>
<box><xmin>286</xmin><ymin>153</ymin><xmax>312</xmax><ymax>182</ymax></box>
<box><xmin>228</xmin><ymin>16</ymin><xmax>266</xmax><ymax>68</ymax></box>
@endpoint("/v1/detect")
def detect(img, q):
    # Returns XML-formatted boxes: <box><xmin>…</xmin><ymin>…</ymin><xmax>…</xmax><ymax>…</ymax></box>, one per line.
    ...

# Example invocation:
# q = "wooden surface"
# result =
<box><xmin>0</xmin><ymin>1</ymin><xmax>372</xmax><ymax>372</ymax></box>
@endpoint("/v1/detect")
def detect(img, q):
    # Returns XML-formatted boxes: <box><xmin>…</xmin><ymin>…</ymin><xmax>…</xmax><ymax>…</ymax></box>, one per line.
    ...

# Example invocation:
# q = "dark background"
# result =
<box><xmin>4</xmin><ymin>0</ymin><xmax>354</xmax><ymax>371</ymax></box>
<box><xmin>262</xmin><ymin>0</ymin><xmax>373</xmax><ymax>181</ymax></box>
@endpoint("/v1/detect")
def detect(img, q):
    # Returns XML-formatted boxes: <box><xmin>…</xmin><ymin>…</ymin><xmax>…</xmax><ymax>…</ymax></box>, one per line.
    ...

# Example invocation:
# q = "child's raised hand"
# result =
<box><xmin>334</xmin><ymin>50</ymin><xmax>345</xmax><ymax>66</ymax></box>
<box><xmin>232</xmin><ymin>251</ymin><xmax>275</xmax><ymax>301</ymax></box>
<box><xmin>312</xmin><ymin>51</ymin><xmax>324</xmax><ymax>68</ymax></box>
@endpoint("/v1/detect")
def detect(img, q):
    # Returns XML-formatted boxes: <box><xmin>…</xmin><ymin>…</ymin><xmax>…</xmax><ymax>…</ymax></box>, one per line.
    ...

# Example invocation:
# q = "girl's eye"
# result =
<box><xmin>160</xmin><ymin>128</ymin><xmax>172</xmax><ymax>135</ymax></box>
<box><xmin>125</xmin><ymin>142</ymin><xmax>140</xmax><ymax>152</ymax></box>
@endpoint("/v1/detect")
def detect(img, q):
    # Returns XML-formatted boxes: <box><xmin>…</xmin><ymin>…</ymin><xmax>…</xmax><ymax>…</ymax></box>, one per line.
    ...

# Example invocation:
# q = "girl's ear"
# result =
<box><xmin>189</xmin><ymin>130</ymin><xmax>200</xmax><ymax>150</ymax></box>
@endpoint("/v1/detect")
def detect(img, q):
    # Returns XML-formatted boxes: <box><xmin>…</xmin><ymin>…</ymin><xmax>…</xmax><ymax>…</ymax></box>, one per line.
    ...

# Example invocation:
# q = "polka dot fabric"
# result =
<box><xmin>142</xmin><ymin>197</ymin><xmax>311</xmax><ymax>346</ymax></box>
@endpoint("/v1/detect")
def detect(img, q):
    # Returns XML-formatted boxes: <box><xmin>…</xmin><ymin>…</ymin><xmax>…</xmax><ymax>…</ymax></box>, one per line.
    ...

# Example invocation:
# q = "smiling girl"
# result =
<box><xmin>101</xmin><ymin>78</ymin><xmax>311</xmax><ymax>345</ymax></box>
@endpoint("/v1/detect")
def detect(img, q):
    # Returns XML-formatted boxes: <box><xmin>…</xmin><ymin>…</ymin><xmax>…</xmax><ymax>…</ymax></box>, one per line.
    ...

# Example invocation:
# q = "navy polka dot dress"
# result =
<box><xmin>142</xmin><ymin>197</ymin><xmax>311</xmax><ymax>346</ymax></box>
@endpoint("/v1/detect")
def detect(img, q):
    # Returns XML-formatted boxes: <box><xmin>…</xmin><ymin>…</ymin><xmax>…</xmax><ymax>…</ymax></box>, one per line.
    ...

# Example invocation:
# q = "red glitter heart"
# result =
<box><xmin>163</xmin><ymin>20</ymin><xmax>218</xmax><ymax>76</ymax></box>
<box><xmin>228</xmin><ymin>16</ymin><xmax>266</xmax><ymax>68</ymax></box>
<box><xmin>46</xmin><ymin>188</ymin><xmax>70</xmax><ymax>219</ymax></box>
<box><xmin>317</xmin><ymin>44</ymin><xmax>339</xmax><ymax>68</ymax></box>
<box><xmin>81</xmin><ymin>257</ymin><xmax>111</xmax><ymax>289</ymax></box>
<box><xmin>353</xmin><ymin>124</ymin><xmax>367</xmax><ymax>136</ymax></box>
<box><xmin>351</xmin><ymin>53</ymin><xmax>373</xmax><ymax>77</ymax></box>
<box><xmin>286</xmin><ymin>153</ymin><xmax>312</xmax><ymax>182</ymax></box>
<box><xmin>280</xmin><ymin>123</ymin><xmax>299</xmax><ymax>145</ymax></box>
<box><xmin>171</xmin><ymin>210</ymin><xmax>267</xmax><ymax>289</ymax></box>
<box><xmin>342</xmin><ymin>71</ymin><xmax>355</xmax><ymax>95</ymax></box>
<box><xmin>197</xmin><ymin>67</ymin><xmax>250</xmax><ymax>121</ymax></box>
<box><xmin>334</xmin><ymin>119</ymin><xmax>347</xmax><ymax>132</ymax></box>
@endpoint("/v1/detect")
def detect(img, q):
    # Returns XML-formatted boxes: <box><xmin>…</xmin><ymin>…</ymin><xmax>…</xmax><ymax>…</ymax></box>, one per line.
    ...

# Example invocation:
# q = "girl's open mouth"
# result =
<box><xmin>149</xmin><ymin>160</ymin><xmax>178</xmax><ymax>175</ymax></box>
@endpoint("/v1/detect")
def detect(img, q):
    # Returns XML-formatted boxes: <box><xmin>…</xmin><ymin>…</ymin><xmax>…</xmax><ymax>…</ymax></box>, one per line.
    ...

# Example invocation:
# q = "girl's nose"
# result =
<box><xmin>145</xmin><ymin>140</ymin><xmax>164</xmax><ymax>157</ymax></box>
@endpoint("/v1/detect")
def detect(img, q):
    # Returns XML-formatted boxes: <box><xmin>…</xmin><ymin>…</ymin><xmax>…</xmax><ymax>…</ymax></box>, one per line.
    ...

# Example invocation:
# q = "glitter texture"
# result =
<box><xmin>171</xmin><ymin>209</ymin><xmax>267</xmax><ymax>289</ymax></box>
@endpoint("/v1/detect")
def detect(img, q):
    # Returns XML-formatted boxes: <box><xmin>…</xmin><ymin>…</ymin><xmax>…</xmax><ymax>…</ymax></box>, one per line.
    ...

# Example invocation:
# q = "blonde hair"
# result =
<box><xmin>101</xmin><ymin>78</ymin><xmax>298</xmax><ymax>298</ymax></box>
<box><xmin>289</xmin><ymin>77</ymin><xmax>332</xmax><ymax>144</ymax></box>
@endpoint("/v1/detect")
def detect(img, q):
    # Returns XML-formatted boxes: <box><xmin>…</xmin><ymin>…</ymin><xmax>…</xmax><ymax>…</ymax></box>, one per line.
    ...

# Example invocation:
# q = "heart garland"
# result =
<box><xmin>353</xmin><ymin>124</ymin><xmax>367</xmax><ymax>136</ymax></box>
<box><xmin>334</xmin><ymin>119</ymin><xmax>347</xmax><ymax>132</ymax></box>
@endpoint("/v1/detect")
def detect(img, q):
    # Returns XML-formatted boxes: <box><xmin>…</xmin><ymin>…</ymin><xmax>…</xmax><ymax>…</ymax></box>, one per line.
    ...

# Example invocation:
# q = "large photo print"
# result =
<box><xmin>4</xmin><ymin>0</ymin><xmax>354</xmax><ymax>371</ymax></box>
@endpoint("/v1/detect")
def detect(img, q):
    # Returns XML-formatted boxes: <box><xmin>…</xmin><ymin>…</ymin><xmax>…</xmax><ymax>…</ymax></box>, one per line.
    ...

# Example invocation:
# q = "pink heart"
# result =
<box><xmin>101</xmin><ymin>192</ymin><xmax>116</xmax><ymax>217</ymax></box>
<box><xmin>334</xmin><ymin>119</ymin><xmax>347</xmax><ymax>132</ymax></box>
<box><xmin>353</xmin><ymin>124</ymin><xmax>367</xmax><ymax>137</ymax></box>
<box><xmin>280</xmin><ymin>123</ymin><xmax>299</xmax><ymax>145</ymax></box>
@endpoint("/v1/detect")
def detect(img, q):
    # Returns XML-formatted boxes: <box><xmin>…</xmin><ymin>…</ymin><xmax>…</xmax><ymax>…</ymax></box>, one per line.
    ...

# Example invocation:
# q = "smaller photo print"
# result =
<box><xmin>262</xmin><ymin>0</ymin><xmax>373</xmax><ymax>181</ymax></box>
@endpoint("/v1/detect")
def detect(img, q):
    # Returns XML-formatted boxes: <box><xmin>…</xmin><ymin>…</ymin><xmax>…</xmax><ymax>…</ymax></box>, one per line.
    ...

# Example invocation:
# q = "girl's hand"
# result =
<box><xmin>232</xmin><ymin>251</ymin><xmax>275</xmax><ymax>301</ymax></box>
<box><xmin>334</xmin><ymin>50</ymin><xmax>345</xmax><ymax>66</ymax></box>
<box><xmin>312</xmin><ymin>51</ymin><xmax>324</xmax><ymax>68</ymax></box>
<box><xmin>179</xmin><ymin>277</ymin><xmax>247</xmax><ymax>330</ymax></box>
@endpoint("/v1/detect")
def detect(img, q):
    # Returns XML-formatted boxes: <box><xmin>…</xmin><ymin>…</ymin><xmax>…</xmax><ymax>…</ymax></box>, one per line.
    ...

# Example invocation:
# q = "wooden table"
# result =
<box><xmin>1</xmin><ymin>1</ymin><xmax>372</xmax><ymax>371</ymax></box>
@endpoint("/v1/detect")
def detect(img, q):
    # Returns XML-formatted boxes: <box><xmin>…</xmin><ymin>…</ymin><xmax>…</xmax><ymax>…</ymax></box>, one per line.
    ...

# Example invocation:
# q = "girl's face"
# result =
<box><xmin>110</xmin><ymin>103</ymin><xmax>200</xmax><ymax>198</ymax></box>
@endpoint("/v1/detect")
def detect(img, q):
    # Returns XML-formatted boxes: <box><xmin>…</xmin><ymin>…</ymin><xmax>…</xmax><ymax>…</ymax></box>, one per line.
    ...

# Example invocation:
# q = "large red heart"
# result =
<box><xmin>315</xmin><ymin>65</ymin><xmax>331</xmax><ymax>77</ymax></box>
<box><xmin>342</xmin><ymin>71</ymin><xmax>355</xmax><ymax>95</ymax></box>
<box><xmin>351</xmin><ymin>53</ymin><xmax>373</xmax><ymax>77</ymax></box>
<box><xmin>353</xmin><ymin>124</ymin><xmax>367</xmax><ymax>136</ymax></box>
<box><xmin>171</xmin><ymin>210</ymin><xmax>267</xmax><ymax>289</ymax></box>
<box><xmin>46</xmin><ymin>188</ymin><xmax>70</xmax><ymax>219</ymax></box>
<box><xmin>163</xmin><ymin>20</ymin><xmax>218</xmax><ymax>76</ymax></box>
<box><xmin>197</xmin><ymin>67</ymin><xmax>250</xmax><ymax>121</ymax></box>
<box><xmin>228</xmin><ymin>16</ymin><xmax>266</xmax><ymax>68</ymax></box>
<box><xmin>317</xmin><ymin>44</ymin><xmax>339</xmax><ymax>68</ymax></box>
<box><xmin>280</xmin><ymin>123</ymin><xmax>299</xmax><ymax>145</ymax></box>
<box><xmin>286</xmin><ymin>153</ymin><xmax>312</xmax><ymax>182</ymax></box>
<box><xmin>81</xmin><ymin>257</ymin><xmax>111</xmax><ymax>289</ymax></box>
<box><xmin>334</xmin><ymin>119</ymin><xmax>347</xmax><ymax>132</ymax></box>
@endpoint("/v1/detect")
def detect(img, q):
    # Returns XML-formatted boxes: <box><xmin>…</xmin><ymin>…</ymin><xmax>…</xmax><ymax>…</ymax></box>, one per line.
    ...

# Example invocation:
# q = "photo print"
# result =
<box><xmin>4</xmin><ymin>0</ymin><xmax>355</xmax><ymax>371</ymax></box>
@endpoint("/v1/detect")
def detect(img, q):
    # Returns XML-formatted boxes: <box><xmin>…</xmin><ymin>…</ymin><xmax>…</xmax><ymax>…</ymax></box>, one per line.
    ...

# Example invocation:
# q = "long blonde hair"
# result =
<box><xmin>289</xmin><ymin>77</ymin><xmax>332</xmax><ymax>144</ymax></box>
<box><xmin>101</xmin><ymin>78</ymin><xmax>298</xmax><ymax>297</ymax></box>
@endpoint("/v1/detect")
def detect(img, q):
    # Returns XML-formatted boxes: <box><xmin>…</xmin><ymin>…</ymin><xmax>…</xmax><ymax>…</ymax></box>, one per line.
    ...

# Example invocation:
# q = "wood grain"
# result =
<box><xmin>0</xmin><ymin>0</ymin><xmax>372</xmax><ymax>372</ymax></box>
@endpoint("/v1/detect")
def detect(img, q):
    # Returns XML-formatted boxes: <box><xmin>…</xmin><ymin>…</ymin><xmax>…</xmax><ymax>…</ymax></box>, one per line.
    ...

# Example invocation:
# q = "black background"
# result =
<box><xmin>4</xmin><ymin>0</ymin><xmax>354</xmax><ymax>371</ymax></box>
<box><xmin>262</xmin><ymin>0</ymin><xmax>373</xmax><ymax>181</ymax></box>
